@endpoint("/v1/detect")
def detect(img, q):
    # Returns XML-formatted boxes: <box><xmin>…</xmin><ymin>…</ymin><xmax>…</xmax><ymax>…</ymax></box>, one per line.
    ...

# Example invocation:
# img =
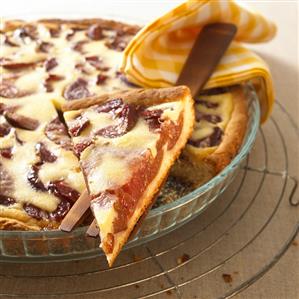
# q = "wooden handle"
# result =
<box><xmin>176</xmin><ymin>23</ymin><xmax>237</xmax><ymax>97</ymax></box>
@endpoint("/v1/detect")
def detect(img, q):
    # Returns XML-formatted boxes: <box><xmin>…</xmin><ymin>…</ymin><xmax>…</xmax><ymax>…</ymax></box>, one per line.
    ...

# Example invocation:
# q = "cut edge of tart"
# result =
<box><xmin>171</xmin><ymin>85</ymin><xmax>248</xmax><ymax>186</ymax></box>
<box><xmin>63</xmin><ymin>86</ymin><xmax>195</xmax><ymax>266</ymax></box>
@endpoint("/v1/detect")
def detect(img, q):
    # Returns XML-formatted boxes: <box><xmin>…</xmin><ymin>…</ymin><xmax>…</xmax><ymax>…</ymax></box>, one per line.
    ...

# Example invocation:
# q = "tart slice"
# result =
<box><xmin>63</xmin><ymin>86</ymin><xmax>194</xmax><ymax>266</ymax></box>
<box><xmin>171</xmin><ymin>86</ymin><xmax>248</xmax><ymax>186</ymax></box>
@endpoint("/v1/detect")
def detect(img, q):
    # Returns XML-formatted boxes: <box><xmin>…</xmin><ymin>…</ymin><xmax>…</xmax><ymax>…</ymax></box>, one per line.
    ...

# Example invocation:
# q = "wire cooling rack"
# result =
<box><xmin>0</xmin><ymin>100</ymin><xmax>298</xmax><ymax>299</ymax></box>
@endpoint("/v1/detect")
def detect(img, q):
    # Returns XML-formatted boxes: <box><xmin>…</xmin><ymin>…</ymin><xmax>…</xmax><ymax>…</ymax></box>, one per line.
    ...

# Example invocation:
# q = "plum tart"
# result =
<box><xmin>0</xmin><ymin>17</ymin><xmax>248</xmax><ymax>263</ymax></box>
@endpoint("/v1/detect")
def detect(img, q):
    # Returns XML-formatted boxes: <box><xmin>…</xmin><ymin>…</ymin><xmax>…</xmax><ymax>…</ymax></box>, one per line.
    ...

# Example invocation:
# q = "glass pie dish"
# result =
<box><xmin>0</xmin><ymin>9</ymin><xmax>260</xmax><ymax>262</ymax></box>
<box><xmin>0</xmin><ymin>81</ymin><xmax>260</xmax><ymax>262</ymax></box>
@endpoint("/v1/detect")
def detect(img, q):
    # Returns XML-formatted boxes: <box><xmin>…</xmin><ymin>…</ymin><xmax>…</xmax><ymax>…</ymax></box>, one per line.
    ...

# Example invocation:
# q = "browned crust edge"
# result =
<box><xmin>2</xmin><ymin>18</ymin><xmax>140</xmax><ymax>35</ymax></box>
<box><xmin>0</xmin><ymin>208</ymin><xmax>50</xmax><ymax>231</ymax></box>
<box><xmin>172</xmin><ymin>85</ymin><xmax>248</xmax><ymax>185</ymax></box>
<box><xmin>0</xmin><ymin>217</ymin><xmax>39</xmax><ymax>231</ymax></box>
<box><xmin>205</xmin><ymin>85</ymin><xmax>248</xmax><ymax>173</ymax></box>
<box><xmin>0</xmin><ymin>208</ymin><xmax>73</xmax><ymax>231</ymax></box>
<box><xmin>62</xmin><ymin>86</ymin><xmax>191</xmax><ymax>111</ymax></box>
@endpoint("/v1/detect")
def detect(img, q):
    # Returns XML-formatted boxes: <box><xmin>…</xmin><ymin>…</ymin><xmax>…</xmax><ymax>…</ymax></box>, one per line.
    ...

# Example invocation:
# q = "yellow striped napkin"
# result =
<box><xmin>121</xmin><ymin>0</ymin><xmax>277</xmax><ymax>122</ymax></box>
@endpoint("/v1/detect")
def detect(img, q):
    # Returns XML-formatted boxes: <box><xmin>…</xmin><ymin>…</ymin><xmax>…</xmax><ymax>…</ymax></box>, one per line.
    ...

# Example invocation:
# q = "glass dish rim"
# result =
<box><xmin>0</xmin><ymin>11</ymin><xmax>261</xmax><ymax>240</ymax></box>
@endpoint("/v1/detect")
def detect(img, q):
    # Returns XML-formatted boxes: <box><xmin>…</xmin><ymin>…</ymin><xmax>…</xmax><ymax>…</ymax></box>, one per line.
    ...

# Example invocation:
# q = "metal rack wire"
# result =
<box><xmin>0</xmin><ymin>100</ymin><xmax>298</xmax><ymax>298</ymax></box>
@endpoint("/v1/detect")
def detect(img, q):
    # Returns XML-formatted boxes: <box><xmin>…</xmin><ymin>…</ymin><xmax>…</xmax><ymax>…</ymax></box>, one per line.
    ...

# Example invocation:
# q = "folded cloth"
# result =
<box><xmin>121</xmin><ymin>0</ymin><xmax>277</xmax><ymax>122</ymax></box>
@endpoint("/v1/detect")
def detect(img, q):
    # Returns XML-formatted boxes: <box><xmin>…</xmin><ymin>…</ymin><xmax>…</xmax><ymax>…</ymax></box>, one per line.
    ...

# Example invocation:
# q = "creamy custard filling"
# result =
<box><xmin>0</xmin><ymin>97</ymin><xmax>85</xmax><ymax>223</ymax></box>
<box><xmin>64</xmin><ymin>100</ymin><xmax>182</xmax><ymax>160</ymax></box>
<box><xmin>1</xmin><ymin>22</ymin><xmax>136</xmax><ymax>105</ymax></box>
<box><xmin>188</xmin><ymin>93</ymin><xmax>233</xmax><ymax>148</ymax></box>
